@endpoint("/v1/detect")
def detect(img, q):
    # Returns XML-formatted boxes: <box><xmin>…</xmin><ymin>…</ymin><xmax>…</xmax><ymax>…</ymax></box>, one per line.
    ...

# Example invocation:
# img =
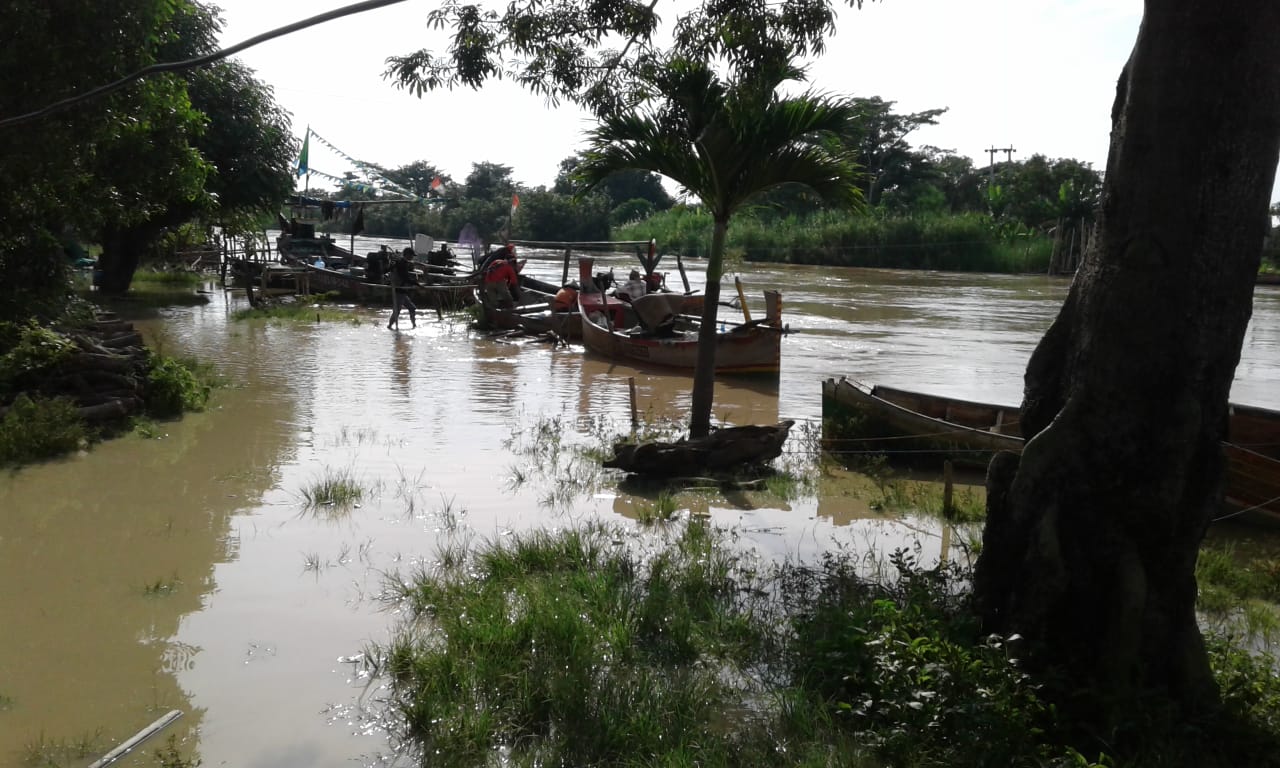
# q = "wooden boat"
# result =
<box><xmin>576</xmin><ymin>257</ymin><xmax>783</xmax><ymax>375</ymax></box>
<box><xmin>474</xmin><ymin>270</ymin><xmax>582</xmax><ymax>338</ymax></box>
<box><xmin>301</xmin><ymin>263</ymin><xmax>474</xmax><ymax>309</ymax></box>
<box><xmin>821</xmin><ymin>377</ymin><xmax>1280</xmax><ymax>523</ymax></box>
<box><xmin>276</xmin><ymin>225</ymin><xmax>357</xmax><ymax>266</ymax></box>
<box><xmin>821</xmin><ymin>378</ymin><xmax>1021</xmax><ymax>468</ymax></box>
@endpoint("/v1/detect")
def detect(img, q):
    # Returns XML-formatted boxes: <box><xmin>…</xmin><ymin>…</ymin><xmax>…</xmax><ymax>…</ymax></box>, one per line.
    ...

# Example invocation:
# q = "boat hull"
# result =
<box><xmin>302</xmin><ymin>264</ymin><xmax>473</xmax><ymax>309</ymax></box>
<box><xmin>578</xmin><ymin>291</ymin><xmax>781</xmax><ymax>375</ymax></box>
<box><xmin>821</xmin><ymin>377</ymin><xmax>1280</xmax><ymax>524</ymax></box>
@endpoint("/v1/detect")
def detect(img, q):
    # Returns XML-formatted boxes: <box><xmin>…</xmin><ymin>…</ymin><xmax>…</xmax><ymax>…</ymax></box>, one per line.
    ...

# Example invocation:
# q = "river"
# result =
<box><xmin>1</xmin><ymin>250</ymin><xmax>1278</xmax><ymax>767</ymax></box>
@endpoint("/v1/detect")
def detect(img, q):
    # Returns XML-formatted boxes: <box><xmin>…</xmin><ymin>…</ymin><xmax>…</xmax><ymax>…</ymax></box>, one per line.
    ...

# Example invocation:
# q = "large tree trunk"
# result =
<box><xmin>973</xmin><ymin>0</ymin><xmax>1280</xmax><ymax>722</ymax></box>
<box><xmin>689</xmin><ymin>218</ymin><xmax>728</xmax><ymax>438</ymax></box>
<box><xmin>96</xmin><ymin>223</ymin><xmax>152</xmax><ymax>295</ymax></box>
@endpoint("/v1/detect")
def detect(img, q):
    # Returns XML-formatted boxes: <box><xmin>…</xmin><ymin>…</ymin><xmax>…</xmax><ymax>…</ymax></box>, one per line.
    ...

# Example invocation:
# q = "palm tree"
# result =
<box><xmin>576</xmin><ymin>56</ymin><xmax>864</xmax><ymax>437</ymax></box>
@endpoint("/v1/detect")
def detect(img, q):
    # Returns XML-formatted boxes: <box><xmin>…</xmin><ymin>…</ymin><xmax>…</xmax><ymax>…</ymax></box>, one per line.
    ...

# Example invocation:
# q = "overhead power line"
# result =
<box><xmin>0</xmin><ymin>0</ymin><xmax>408</xmax><ymax>130</ymax></box>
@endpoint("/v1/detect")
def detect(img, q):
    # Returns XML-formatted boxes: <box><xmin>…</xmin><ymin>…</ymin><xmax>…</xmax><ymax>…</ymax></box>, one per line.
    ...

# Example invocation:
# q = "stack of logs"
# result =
<box><xmin>2</xmin><ymin>311</ymin><xmax>151</xmax><ymax>423</ymax></box>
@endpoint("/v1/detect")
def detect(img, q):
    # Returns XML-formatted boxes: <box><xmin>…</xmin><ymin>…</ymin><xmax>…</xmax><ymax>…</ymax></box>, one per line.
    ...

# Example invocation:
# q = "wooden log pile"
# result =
<box><xmin>0</xmin><ymin>312</ymin><xmax>151</xmax><ymax>423</ymax></box>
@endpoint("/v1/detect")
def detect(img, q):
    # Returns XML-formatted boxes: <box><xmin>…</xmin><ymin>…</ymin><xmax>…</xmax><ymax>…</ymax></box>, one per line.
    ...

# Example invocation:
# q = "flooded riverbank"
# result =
<box><xmin>2</xmin><ymin>257</ymin><xmax>1278</xmax><ymax>766</ymax></box>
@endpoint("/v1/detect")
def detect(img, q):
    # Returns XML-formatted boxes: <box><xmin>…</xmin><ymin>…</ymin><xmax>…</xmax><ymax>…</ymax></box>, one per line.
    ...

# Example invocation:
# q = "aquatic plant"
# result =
<box><xmin>0</xmin><ymin>394</ymin><xmax>86</xmax><ymax>466</ymax></box>
<box><xmin>144</xmin><ymin>354</ymin><xmax>212</xmax><ymax>417</ymax></box>
<box><xmin>153</xmin><ymin>734</ymin><xmax>202</xmax><ymax>768</ymax></box>
<box><xmin>142</xmin><ymin>575</ymin><xmax>181</xmax><ymax>597</ymax></box>
<box><xmin>299</xmin><ymin>466</ymin><xmax>366</xmax><ymax>510</ymax></box>
<box><xmin>635</xmin><ymin>490</ymin><xmax>680</xmax><ymax>524</ymax></box>
<box><xmin>231</xmin><ymin>303</ymin><xmax>358</xmax><ymax>323</ymax></box>
<box><xmin>131</xmin><ymin>270</ymin><xmax>207</xmax><ymax>286</ymax></box>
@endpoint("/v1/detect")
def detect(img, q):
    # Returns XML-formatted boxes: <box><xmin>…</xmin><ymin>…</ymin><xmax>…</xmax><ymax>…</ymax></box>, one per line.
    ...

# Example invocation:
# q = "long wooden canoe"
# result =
<box><xmin>301</xmin><ymin>263</ymin><xmax>473</xmax><ymax>309</ymax></box>
<box><xmin>821</xmin><ymin>377</ymin><xmax>1280</xmax><ymax>524</ymax></box>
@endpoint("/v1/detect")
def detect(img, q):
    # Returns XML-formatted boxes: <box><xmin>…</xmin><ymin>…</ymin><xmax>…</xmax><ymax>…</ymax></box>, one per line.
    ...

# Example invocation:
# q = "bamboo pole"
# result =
<box><xmin>88</xmin><ymin>710</ymin><xmax>183</xmax><ymax>768</ymax></box>
<box><xmin>734</xmin><ymin>276</ymin><xmax>752</xmax><ymax>323</ymax></box>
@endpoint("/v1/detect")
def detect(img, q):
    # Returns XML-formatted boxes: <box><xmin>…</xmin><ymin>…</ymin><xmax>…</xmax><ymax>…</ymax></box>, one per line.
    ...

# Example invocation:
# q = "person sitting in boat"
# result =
<box><xmin>427</xmin><ymin>243</ymin><xmax>456</xmax><ymax>272</ymax></box>
<box><xmin>616</xmin><ymin>269</ymin><xmax>648</xmax><ymax>302</ymax></box>
<box><xmin>552</xmin><ymin>284</ymin><xmax>578</xmax><ymax>313</ymax></box>
<box><xmin>387</xmin><ymin>250</ymin><xmax>419</xmax><ymax>329</ymax></box>
<box><xmin>644</xmin><ymin>271</ymin><xmax>664</xmax><ymax>293</ymax></box>
<box><xmin>482</xmin><ymin>252</ymin><xmax>521</xmax><ymax>309</ymax></box>
<box><xmin>479</xmin><ymin>243</ymin><xmax>516</xmax><ymax>274</ymax></box>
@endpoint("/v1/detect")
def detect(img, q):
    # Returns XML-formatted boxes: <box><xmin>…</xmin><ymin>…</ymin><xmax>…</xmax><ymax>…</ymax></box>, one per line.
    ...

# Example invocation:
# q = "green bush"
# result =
<box><xmin>0</xmin><ymin>394</ymin><xmax>86</xmax><ymax>465</ymax></box>
<box><xmin>0</xmin><ymin>320</ymin><xmax>76</xmax><ymax>396</ymax></box>
<box><xmin>144</xmin><ymin>355</ymin><xmax>211</xmax><ymax>418</ymax></box>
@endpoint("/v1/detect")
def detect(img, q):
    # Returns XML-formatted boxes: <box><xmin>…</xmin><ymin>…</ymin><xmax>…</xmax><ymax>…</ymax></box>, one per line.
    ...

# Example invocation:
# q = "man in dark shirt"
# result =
<box><xmin>388</xmin><ymin>249</ymin><xmax>419</xmax><ymax>329</ymax></box>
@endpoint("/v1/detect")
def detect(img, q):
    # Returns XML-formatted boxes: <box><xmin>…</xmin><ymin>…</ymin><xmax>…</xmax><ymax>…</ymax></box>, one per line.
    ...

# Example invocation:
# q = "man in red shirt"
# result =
<box><xmin>482</xmin><ymin>252</ymin><xmax>520</xmax><ymax>308</ymax></box>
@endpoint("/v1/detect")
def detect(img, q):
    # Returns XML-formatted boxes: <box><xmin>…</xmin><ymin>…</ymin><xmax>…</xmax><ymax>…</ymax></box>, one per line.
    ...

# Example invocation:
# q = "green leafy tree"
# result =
<box><xmin>840</xmin><ymin>97</ymin><xmax>945</xmax><ymax>206</ymax></box>
<box><xmin>94</xmin><ymin>0</ymin><xmax>298</xmax><ymax>293</ymax></box>
<box><xmin>378</xmin><ymin>160</ymin><xmax>453</xmax><ymax>200</ymax></box>
<box><xmin>511</xmin><ymin>189</ymin><xmax>611</xmax><ymax>241</ymax></box>
<box><xmin>577</xmin><ymin>56</ymin><xmax>862</xmax><ymax>437</ymax></box>
<box><xmin>996</xmin><ymin>154</ymin><xmax>1101</xmax><ymax>229</ymax></box>
<box><xmin>0</xmin><ymin>0</ymin><xmax>207</xmax><ymax>315</ymax></box>
<box><xmin>555</xmin><ymin>155</ymin><xmax>675</xmax><ymax>212</ymax></box>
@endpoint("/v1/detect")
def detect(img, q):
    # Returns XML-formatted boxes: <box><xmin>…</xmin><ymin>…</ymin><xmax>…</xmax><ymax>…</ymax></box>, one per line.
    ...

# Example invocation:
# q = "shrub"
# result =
<box><xmin>144</xmin><ymin>355</ymin><xmax>211</xmax><ymax>418</ymax></box>
<box><xmin>0</xmin><ymin>394</ymin><xmax>86</xmax><ymax>465</ymax></box>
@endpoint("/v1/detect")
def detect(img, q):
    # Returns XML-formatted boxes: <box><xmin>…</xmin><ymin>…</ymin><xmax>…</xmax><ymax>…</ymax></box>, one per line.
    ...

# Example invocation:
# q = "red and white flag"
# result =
<box><xmin>430</xmin><ymin>176</ymin><xmax>443</xmax><ymax>191</ymax></box>
<box><xmin>511</xmin><ymin>194</ymin><xmax>520</xmax><ymax>214</ymax></box>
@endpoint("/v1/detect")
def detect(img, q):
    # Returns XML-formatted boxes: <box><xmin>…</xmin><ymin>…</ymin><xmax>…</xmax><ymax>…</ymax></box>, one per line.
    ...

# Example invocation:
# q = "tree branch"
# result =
<box><xmin>0</xmin><ymin>0</ymin><xmax>409</xmax><ymax>129</ymax></box>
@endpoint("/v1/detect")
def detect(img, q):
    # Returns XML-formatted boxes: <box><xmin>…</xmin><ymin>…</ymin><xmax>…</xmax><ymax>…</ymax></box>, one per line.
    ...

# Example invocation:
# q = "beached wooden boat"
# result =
<box><xmin>821</xmin><ymin>377</ymin><xmax>1280</xmax><ymax>523</ymax></box>
<box><xmin>576</xmin><ymin>257</ymin><xmax>783</xmax><ymax>375</ymax></box>
<box><xmin>604</xmin><ymin>420</ymin><xmax>796</xmax><ymax>475</ymax></box>
<box><xmin>821</xmin><ymin>378</ymin><xmax>1021</xmax><ymax>468</ymax></box>
<box><xmin>301</xmin><ymin>263</ymin><xmax>473</xmax><ymax>309</ymax></box>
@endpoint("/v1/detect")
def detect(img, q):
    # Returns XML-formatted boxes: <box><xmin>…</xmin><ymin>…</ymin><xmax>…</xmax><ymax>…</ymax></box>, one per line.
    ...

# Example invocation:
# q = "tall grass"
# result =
<box><xmin>617</xmin><ymin>208</ymin><xmax>1054</xmax><ymax>273</ymax></box>
<box><xmin>299</xmin><ymin>466</ymin><xmax>366</xmax><ymax>510</ymax></box>
<box><xmin>371</xmin><ymin>521</ymin><xmax>1280</xmax><ymax>768</ymax></box>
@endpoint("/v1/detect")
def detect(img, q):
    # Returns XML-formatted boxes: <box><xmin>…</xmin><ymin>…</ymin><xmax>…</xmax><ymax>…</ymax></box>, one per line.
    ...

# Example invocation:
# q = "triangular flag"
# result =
<box><xmin>296</xmin><ymin>128</ymin><xmax>310</xmax><ymax>177</ymax></box>
<box><xmin>511</xmin><ymin>193</ymin><xmax>520</xmax><ymax>214</ymax></box>
<box><xmin>430</xmin><ymin>176</ymin><xmax>443</xmax><ymax>191</ymax></box>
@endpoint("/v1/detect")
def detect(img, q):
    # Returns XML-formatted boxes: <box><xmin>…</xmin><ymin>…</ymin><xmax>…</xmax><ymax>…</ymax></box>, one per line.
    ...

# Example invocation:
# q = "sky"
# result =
<box><xmin>213</xmin><ymin>0</ymin><xmax>1146</xmax><ymax>194</ymax></box>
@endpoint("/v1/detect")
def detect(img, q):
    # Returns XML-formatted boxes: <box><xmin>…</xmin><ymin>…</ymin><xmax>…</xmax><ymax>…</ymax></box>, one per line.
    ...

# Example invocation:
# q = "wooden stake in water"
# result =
<box><xmin>629</xmin><ymin>377</ymin><xmax>639</xmax><ymax>430</ymax></box>
<box><xmin>942</xmin><ymin>459</ymin><xmax>955</xmax><ymax>518</ymax></box>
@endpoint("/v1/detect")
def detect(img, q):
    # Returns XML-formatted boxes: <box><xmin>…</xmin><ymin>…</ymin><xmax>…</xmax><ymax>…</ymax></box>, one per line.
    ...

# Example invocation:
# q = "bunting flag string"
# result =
<box><xmin>304</xmin><ymin>168</ymin><xmax>445</xmax><ymax>204</ymax></box>
<box><xmin>306</xmin><ymin>128</ymin><xmax>421</xmax><ymax>199</ymax></box>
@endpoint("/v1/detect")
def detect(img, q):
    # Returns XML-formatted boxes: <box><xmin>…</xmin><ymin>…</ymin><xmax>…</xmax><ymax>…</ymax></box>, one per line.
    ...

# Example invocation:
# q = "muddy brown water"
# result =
<box><xmin>2</xmin><ymin>251</ymin><xmax>1278</xmax><ymax>767</ymax></box>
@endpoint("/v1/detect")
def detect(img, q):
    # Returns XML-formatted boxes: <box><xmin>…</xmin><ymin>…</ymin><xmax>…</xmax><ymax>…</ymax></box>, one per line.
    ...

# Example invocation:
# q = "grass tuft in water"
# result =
<box><xmin>636</xmin><ymin>490</ymin><xmax>680</xmax><ymax>524</ymax></box>
<box><xmin>232</xmin><ymin>303</ymin><xmax>358</xmax><ymax>323</ymax></box>
<box><xmin>23</xmin><ymin>730</ymin><xmax>105</xmax><ymax>767</ymax></box>
<box><xmin>154</xmin><ymin>734</ymin><xmax>202</xmax><ymax>768</ymax></box>
<box><xmin>142</xmin><ymin>575</ymin><xmax>181</xmax><ymax>597</ymax></box>
<box><xmin>299</xmin><ymin>466</ymin><xmax>366</xmax><ymax>510</ymax></box>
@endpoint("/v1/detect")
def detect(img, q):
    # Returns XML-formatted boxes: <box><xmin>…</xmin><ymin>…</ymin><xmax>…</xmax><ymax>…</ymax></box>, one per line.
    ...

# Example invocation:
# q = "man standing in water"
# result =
<box><xmin>388</xmin><ymin>248</ymin><xmax>419</xmax><ymax>329</ymax></box>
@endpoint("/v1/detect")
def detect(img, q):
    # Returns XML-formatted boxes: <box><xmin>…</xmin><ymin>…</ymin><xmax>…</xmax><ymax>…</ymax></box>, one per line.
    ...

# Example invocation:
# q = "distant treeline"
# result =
<box><xmin>298</xmin><ymin>143</ymin><xmax>1103</xmax><ymax>275</ymax></box>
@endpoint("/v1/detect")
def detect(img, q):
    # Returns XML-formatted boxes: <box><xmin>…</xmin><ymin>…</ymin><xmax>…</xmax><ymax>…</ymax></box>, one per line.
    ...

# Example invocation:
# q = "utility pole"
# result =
<box><xmin>986</xmin><ymin>145</ymin><xmax>1017</xmax><ymax>188</ymax></box>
